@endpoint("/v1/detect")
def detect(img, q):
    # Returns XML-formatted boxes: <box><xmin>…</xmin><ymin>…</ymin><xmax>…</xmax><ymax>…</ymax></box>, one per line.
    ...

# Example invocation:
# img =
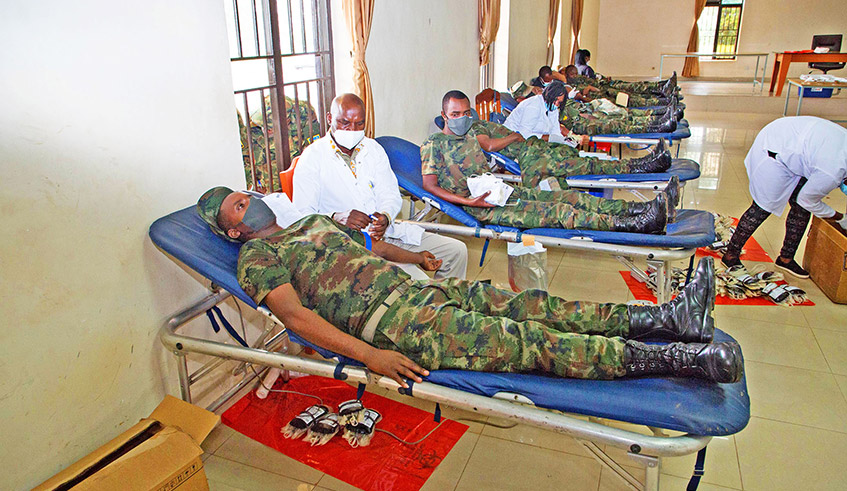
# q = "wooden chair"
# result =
<box><xmin>278</xmin><ymin>156</ymin><xmax>299</xmax><ymax>200</ymax></box>
<box><xmin>475</xmin><ymin>88</ymin><xmax>501</xmax><ymax>122</ymax></box>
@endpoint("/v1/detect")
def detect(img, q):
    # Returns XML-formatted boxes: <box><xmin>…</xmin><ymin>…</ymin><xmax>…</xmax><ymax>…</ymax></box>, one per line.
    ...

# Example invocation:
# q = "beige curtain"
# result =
<box><xmin>478</xmin><ymin>0</ymin><xmax>501</xmax><ymax>66</ymax></box>
<box><xmin>546</xmin><ymin>0</ymin><xmax>560</xmax><ymax>65</ymax></box>
<box><xmin>682</xmin><ymin>0</ymin><xmax>708</xmax><ymax>77</ymax></box>
<box><xmin>342</xmin><ymin>0</ymin><xmax>375</xmax><ymax>137</ymax></box>
<box><xmin>568</xmin><ymin>0</ymin><xmax>583</xmax><ymax>64</ymax></box>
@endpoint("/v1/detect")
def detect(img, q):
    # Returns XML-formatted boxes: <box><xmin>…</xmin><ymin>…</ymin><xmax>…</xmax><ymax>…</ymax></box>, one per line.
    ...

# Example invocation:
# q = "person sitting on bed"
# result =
<box><xmin>422</xmin><ymin>90</ymin><xmax>678</xmax><ymax>233</ymax></box>
<box><xmin>197</xmin><ymin>186</ymin><xmax>743</xmax><ymax>386</ymax></box>
<box><xmin>293</xmin><ymin>93</ymin><xmax>468</xmax><ymax>281</ymax></box>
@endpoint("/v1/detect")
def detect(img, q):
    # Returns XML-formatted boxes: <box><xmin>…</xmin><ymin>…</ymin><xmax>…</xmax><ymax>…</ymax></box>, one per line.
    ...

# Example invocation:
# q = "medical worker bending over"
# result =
<box><xmin>722</xmin><ymin>116</ymin><xmax>847</xmax><ymax>277</ymax></box>
<box><xmin>198</xmin><ymin>186</ymin><xmax>743</xmax><ymax>385</ymax></box>
<box><xmin>294</xmin><ymin>93</ymin><xmax>468</xmax><ymax>280</ymax></box>
<box><xmin>422</xmin><ymin>90</ymin><xmax>677</xmax><ymax>233</ymax></box>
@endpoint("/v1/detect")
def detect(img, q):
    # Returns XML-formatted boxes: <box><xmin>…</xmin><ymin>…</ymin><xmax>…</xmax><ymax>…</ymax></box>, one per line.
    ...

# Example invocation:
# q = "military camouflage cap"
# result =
<box><xmin>510</xmin><ymin>80</ymin><xmax>533</xmax><ymax>99</ymax></box>
<box><xmin>197</xmin><ymin>186</ymin><xmax>239</xmax><ymax>242</ymax></box>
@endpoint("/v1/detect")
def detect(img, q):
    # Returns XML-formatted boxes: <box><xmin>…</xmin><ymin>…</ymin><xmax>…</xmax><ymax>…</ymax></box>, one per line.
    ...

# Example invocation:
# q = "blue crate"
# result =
<box><xmin>799</xmin><ymin>87</ymin><xmax>834</xmax><ymax>98</ymax></box>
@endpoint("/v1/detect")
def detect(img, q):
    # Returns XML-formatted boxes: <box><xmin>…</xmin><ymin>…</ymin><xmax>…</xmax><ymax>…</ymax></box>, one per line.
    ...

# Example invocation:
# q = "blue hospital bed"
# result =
<box><xmin>149</xmin><ymin>205</ymin><xmax>749</xmax><ymax>491</ymax></box>
<box><xmin>376</xmin><ymin>136</ymin><xmax>715</xmax><ymax>303</ymax></box>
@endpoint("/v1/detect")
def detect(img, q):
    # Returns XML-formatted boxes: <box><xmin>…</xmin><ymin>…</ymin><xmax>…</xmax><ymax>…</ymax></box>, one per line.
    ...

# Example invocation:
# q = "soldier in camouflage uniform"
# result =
<box><xmin>197</xmin><ymin>186</ymin><xmax>743</xmax><ymax>385</ymax></box>
<box><xmin>562</xmin><ymin>65</ymin><xmax>677</xmax><ymax>108</ymax></box>
<box><xmin>239</xmin><ymin>95</ymin><xmax>322</xmax><ymax>193</ymax></box>
<box><xmin>420</xmin><ymin>91</ymin><xmax>673</xmax><ymax>233</ymax></box>
<box><xmin>558</xmin><ymin>98</ymin><xmax>671</xmax><ymax>136</ymax></box>
<box><xmin>470</xmin><ymin>119</ymin><xmax>673</xmax><ymax>188</ymax></box>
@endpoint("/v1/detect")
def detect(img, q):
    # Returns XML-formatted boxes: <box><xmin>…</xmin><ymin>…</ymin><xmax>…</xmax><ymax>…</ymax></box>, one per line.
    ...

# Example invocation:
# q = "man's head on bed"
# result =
<box><xmin>197</xmin><ymin>187</ymin><xmax>280</xmax><ymax>243</ymax></box>
<box><xmin>327</xmin><ymin>93</ymin><xmax>366</xmax><ymax>151</ymax></box>
<box><xmin>562</xmin><ymin>65</ymin><xmax>578</xmax><ymax>83</ymax></box>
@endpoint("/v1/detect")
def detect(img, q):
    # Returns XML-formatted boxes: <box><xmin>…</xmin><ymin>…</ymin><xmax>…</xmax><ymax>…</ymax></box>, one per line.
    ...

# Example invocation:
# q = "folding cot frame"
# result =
<box><xmin>150</xmin><ymin>204</ymin><xmax>741</xmax><ymax>491</ymax></box>
<box><xmin>379</xmin><ymin>136</ymin><xmax>710</xmax><ymax>303</ymax></box>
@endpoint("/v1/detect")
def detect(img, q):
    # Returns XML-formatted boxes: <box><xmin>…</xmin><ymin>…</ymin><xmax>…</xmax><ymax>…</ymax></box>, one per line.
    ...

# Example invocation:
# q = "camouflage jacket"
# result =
<box><xmin>237</xmin><ymin>215</ymin><xmax>411</xmax><ymax>337</ymax></box>
<box><xmin>420</xmin><ymin>130</ymin><xmax>492</xmax><ymax>197</ymax></box>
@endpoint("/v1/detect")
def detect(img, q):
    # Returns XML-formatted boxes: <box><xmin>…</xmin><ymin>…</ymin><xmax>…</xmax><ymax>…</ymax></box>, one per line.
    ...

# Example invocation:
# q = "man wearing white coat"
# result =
<box><xmin>293</xmin><ymin>93</ymin><xmax>468</xmax><ymax>280</ymax></box>
<box><xmin>722</xmin><ymin>116</ymin><xmax>847</xmax><ymax>277</ymax></box>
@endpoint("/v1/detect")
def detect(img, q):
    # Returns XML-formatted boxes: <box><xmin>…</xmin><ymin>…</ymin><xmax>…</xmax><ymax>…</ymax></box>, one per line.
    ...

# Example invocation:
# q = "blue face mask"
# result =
<box><xmin>241</xmin><ymin>196</ymin><xmax>277</xmax><ymax>233</ymax></box>
<box><xmin>841</xmin><ymin>179</ymin><xmax>847</xmax><ymax>196</ymax></box>
<box><xmin>446</xmin><ymin>115</ymin><xmax>474</xmax><ymax>136</ymax></box>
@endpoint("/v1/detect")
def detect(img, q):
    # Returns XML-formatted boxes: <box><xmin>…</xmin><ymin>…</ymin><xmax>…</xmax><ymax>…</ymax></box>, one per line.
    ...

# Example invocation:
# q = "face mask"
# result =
<box><xmin>332</xmin><ymin>129</ymin><xmax>365</xmax><ymax>150</ymax></box>
<box><xmin>542</xmin><ymin>81</ymin><xmax>550</xmax><ymax>88</ymax></box>
<box><xmin>241</xmin><ymin>196</ymin><xmax>277</xmax><ymax>233</ymax></box>
<box><xmin>841</xmin><ymin>180</ymin><xmax>847</xmax><ymax>196</ymax></box>
<box><xmin>446</xmin><ymin>115</ymin><xmax>473</xmax><ymax>136</ymax></box>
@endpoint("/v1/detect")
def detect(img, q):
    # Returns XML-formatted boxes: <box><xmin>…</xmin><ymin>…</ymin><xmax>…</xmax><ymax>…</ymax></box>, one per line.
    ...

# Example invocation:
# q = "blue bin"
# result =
<box><xmin>799</xmin><ymin>87</ymin><xmax>834</xmax><ymax>98</ymax></box>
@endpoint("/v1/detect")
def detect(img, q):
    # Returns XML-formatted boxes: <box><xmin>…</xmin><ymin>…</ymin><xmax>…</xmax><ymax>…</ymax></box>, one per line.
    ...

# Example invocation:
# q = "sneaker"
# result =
<box><xmin>721</xmin><ymin>254</ymin><xmax>742</xmax><ymax>269</ymax></box>
<box><xmin>774</xmin><ymin>258</ymin><xmax>809</xmax><ymax>279</ymax></box>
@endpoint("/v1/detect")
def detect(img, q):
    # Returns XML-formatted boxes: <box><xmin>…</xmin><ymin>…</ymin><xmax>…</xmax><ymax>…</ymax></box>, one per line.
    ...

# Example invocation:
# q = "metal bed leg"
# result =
<box><xmin>643</xmin><ymin>457</ymin><xmax>660</xmax><ymax>491</ymax></box>
<box><xmin>176</xmin><ymin>353</ymin><xmax>192</xmax><ymax>403</ymax></box>
<box><xmin>649</xmin><ymin>259</ymin><xmax>672</xmax><ymax>304</ymax></box>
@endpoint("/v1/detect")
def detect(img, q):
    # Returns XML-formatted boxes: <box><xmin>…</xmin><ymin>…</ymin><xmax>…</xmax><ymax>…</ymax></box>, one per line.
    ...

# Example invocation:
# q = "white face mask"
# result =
<box><xmin>332</xmin><ymin>129</ymin><xmax>365</xmax><ymax>150</ymax></box>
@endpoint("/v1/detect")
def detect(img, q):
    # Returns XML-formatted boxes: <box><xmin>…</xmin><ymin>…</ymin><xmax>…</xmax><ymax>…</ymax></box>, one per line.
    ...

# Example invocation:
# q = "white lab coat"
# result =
<box><xmin>504</xmin><ymin>95</ymin><xmax>566</xmax><ymax>144</ymax></box>
<box><xmin>745</xmin><ymin>116</ymin><xmax>847</xmax><ymax>218</ymax></box>
<box><xmin>293</xmin><ymin>134</ymin><xmax>424</xmax><ymax>244</ymax></box>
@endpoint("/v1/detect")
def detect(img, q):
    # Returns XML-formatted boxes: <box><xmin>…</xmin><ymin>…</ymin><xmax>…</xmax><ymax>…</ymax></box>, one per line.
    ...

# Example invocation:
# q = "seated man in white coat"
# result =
<box><xmin>293</xmin><ymin>93</ymin><xmax>468</xmax><ymax>280</ymax></box>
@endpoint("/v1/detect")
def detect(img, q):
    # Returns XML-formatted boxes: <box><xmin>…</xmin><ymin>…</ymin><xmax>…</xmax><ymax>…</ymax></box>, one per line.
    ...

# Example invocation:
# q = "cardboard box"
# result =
<box><xmin>34</xmin><ymin>395</ymin><xmax>220</xmax><ymax>491</ymax></box>
<box><xmin>804</xmin><ymin>216</ymin><xmax>847</xmax><ymax>304</ymax></box>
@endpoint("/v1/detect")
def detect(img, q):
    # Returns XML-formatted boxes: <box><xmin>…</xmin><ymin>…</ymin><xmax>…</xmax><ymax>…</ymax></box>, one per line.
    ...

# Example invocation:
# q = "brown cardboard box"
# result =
<box><xmin>804</xmin><ymin>216</ymin><xmax>847</xmax><ymax>304</ymax></box>
<box><xmin>34</xmin><ymin>395</ymin><xmax>220</xmax><ymax>491</ymax></box>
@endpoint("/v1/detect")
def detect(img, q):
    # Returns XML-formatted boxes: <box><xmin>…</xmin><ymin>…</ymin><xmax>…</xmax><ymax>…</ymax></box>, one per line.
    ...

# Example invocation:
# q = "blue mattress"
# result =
<box><xmin>149</xmin><ymin>205</ymin><xmax>748</xmax><ymax>436</ymax></box>
<box><xmin>377</xmin><ymin>136</ymin><xmax>715</xmax><ymax>248</ymax></box>
<box><xmin>485</xmin><ymin>150</ymin><xmax>701</xmax><ymax>183</ymax></box>
<box><xmin>595</xmin><ymin>124</ymin><xmax>691</xmax><ymax>141</ymax></box>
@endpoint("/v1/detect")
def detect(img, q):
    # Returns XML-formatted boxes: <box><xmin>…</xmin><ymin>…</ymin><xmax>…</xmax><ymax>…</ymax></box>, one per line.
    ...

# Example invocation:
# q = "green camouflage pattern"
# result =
<box><xmin>420</xmin><ymin>130</ymin><xmax>633</xmax><ymax>230</ymax></box>
<box><xmin>560</xmin><ymin>99</ymin><xmax>657</xmax><ymax>136</ymax></box>
<box><xmin>372</xmin><ymin>279</ymin><xmax>628</xmax><ymax>379</ymax></box>
<box><xmin>571</xmin><ymin>74</ymin><xmax>664</xmax><ymax>94</ymax></box>
<box><xmin>237</xmin><ymin>214</ymin><xmax>411</xmax><ymax>336</ymax></box>
<box><xmin>469</xmin><ymin>120</ymin><xmax>631</xmax><ymax>188</ymax></box>
<box><xmin>197</xmin><ymin>186</ymin><xmax>239</xmax><ymax>243</ymax></box>
<box><xmin>239</xmin><ymin>95</ymin><xmax>322</xmax><ymax>193</ymax></box>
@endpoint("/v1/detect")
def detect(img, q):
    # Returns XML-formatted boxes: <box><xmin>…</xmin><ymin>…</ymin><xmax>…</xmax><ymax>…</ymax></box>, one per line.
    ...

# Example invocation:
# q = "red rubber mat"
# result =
<box><xmin>222</xmin><ymin>375</ymin><xmax>468</xmax><ymax>491</ymax></box>
<box><xmin>619</xmin><ymin>271</ymin><xmax>814</xmax><ymax>306</ymax></box>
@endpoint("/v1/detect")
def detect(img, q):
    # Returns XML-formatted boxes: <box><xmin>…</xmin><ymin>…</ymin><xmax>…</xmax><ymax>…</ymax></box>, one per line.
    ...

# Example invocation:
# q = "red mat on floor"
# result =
<box><xmin>222</xmin><ymin>375</ymin><xmax>468</xmax><ymax>491</ymax></box>
<box><xmin>619</xmin><ymin>271</ymin><xmax>814</xmax><ymax>306</ymax></box>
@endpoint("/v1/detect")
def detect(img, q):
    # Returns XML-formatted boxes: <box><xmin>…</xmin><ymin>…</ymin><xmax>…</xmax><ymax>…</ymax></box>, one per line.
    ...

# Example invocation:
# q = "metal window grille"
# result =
<box><xmin>698</xmin><ymin>0</ymin><xmax>743</xmax><ymax>61</ymax></box>
<box><xmin>225</xmin><ymin>0</ymin><xmax>335</xmax><ymax>193</ymax></box>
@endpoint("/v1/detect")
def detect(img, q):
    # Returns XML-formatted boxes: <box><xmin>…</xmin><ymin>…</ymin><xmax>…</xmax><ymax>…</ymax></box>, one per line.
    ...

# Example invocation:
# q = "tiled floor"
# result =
<box><xmin>202</xmin><ymin>111</ymin><xmax>847</xmax><ymax>490</ymax></box>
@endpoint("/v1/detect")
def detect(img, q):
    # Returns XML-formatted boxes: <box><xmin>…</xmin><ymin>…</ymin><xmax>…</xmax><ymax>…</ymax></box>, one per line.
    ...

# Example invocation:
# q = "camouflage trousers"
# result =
<box><xmin>568</xmin><ymin>114</ymin><xmax>656</xmax><ymax>136</ymax></box>
<box><xmin>372</xmin><ymin>279</ymin><xmax>629</xmax><ymax>379</ymax></box>
<box><xmin>597</xmin><ymin>88</ymin><xmax>664</xmax><ymax>108</ymax></box>
<box><xmin>604</xmin><ymin>79</ymin><xmax>664</xmax><ymax>94</ymax></box>
<box><xmin>516</xmin><ymin>141</ymin><xmax>629</xmax><ymax>188</ymax></box>
<box><xmin>463</xmin><ymin>187</ymin><xmax>630</xmax><ymax>230</ymax></box>
<box><xmin>499</xmin><ymin>136</ymin><xmax>579</xmax><ymax>162</ymax></box>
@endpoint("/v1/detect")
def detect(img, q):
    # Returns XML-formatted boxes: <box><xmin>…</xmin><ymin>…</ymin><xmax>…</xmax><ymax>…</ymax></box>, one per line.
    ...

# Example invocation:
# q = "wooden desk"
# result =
<box><xmin>770</xmin><ymin>52</ymin><xmax>847</xmax><ymax>96</ymax></box>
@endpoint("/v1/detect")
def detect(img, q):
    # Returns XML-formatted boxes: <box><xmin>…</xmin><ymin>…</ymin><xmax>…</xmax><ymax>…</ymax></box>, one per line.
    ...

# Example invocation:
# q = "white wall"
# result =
<box><xmin>0</xmin><ymin>1</ymin><xmax>250</xmax><ymax>488</ymax></box>
<box><xmin>594</xmin><ymin>0</ymin><xmax>847</xmax><ymax>79</ymax></box>
<box><xmin>331</xmin><ymin>0</ymin><xmax>479</xmax><ymax>144</ymax></box>
<box><xmin>505</xmin><ymin>0</ymin><xmax>550</xmax><ymax>87</ymax></box>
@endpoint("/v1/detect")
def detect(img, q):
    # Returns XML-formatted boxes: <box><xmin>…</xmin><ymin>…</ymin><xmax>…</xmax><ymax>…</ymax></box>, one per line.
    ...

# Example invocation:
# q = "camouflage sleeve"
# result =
<box><xmin>317</xmin><ymin>216</ymin><xmax>366</xmax><ymax>247</ymax></box>
<box><xmin>236</xmin><ymin>240</ymin><xmax>291</xmax><ymax>305</ymax></box>
<box><xmin>420</xmin><ymin>137</ymin><xmax>441</xmax><ymax>176</ymax></box>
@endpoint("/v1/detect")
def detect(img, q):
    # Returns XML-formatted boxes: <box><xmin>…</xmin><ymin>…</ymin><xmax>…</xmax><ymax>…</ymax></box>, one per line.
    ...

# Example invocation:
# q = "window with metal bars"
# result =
<box><xmin>697</xmin><ymin>0</ymin><xmax>743</xmax><ymax>61</ymax></box>
<box><xmin>225</xmin><ymin>0</ymin><xmax>335</xmax><ymax>193</ymax></box>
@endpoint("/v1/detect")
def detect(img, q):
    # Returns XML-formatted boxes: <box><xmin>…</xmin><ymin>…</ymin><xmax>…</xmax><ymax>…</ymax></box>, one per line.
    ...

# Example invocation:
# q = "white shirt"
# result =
<box><xmin>745</xmin><ymin>116</ymin><xmax>847</xmax><ymax>217</ymax></box>
<box><xmin>261</xmin><ymin>193</ymin><xmax>304</xmax><ymax>228</ymax></box>
<box><xmin>504</xmin><ymin>95</ymin><xmax>566</xmax><ymax>144</ymax></box>
<box><xmin>293</xmin><ymin>134</ymin><xmax>423</xmax><ymax>244</ymax></box>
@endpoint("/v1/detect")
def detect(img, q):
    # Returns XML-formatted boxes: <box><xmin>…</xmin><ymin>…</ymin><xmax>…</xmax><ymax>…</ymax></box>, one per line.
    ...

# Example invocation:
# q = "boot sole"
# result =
<box><xmin>775</xmin><ymin>262</ymin><xmax>810</xmax><ymax>279</ymax></box>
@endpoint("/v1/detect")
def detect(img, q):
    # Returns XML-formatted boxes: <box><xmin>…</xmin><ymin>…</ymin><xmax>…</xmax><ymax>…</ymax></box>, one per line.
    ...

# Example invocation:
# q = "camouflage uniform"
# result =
<box><xmin>559</xmin><ymin>100</ymin><xmax>657</xmax><ymax>136</ymax></box>
<box><xmin>420</xmin><ymin>131</ymin><xmax>636</xmax><ymax>231</ymax></box>
<box><xmin>571</xmin><ymin>74</ymin><xmax>665</xmax><ymax>95</ymax></box>
<box><xmin>470</xmin><ymin>120</ymin><xmax>629</xmax><ymax>188</ymax></box>
<box><xmin>239</xmin><ymin>95</ymin><xmax>322</xmax><ymax>193</ymax></box>
<box><xmin>230</xmin><ymin>213</ymin><xmax>628</xmax><ymax>379</ymax></box>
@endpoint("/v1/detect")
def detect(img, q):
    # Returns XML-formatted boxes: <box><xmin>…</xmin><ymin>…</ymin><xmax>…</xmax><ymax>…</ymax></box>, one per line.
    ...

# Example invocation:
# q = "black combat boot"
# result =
<box><xmin>613</xmin><ymin>194</ymin><xmax>667</xmax><ymax>234</ymax></box>
<box><xmin>623</xmin><ymin>341</ymin><xmax>744</xmax><ymax>384</ymax></box>
<box><xmin>663</xmin><ymin>175</ymin><xmax>679</xmax><ymax>222</ymax></box>
<box><xmin>645</xmin><ymin>113</ymin><xmax>677</xmax><ymax>133</ymax></box>
<box><xmin>627</xmin><ymin>257</ymin><xmax>715</xmax><ymax>343</ymax></box>
<box><xmin>628</xmin><ymin>139</ymin><xmax>671</xmax><ymax>173</ymax></box>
